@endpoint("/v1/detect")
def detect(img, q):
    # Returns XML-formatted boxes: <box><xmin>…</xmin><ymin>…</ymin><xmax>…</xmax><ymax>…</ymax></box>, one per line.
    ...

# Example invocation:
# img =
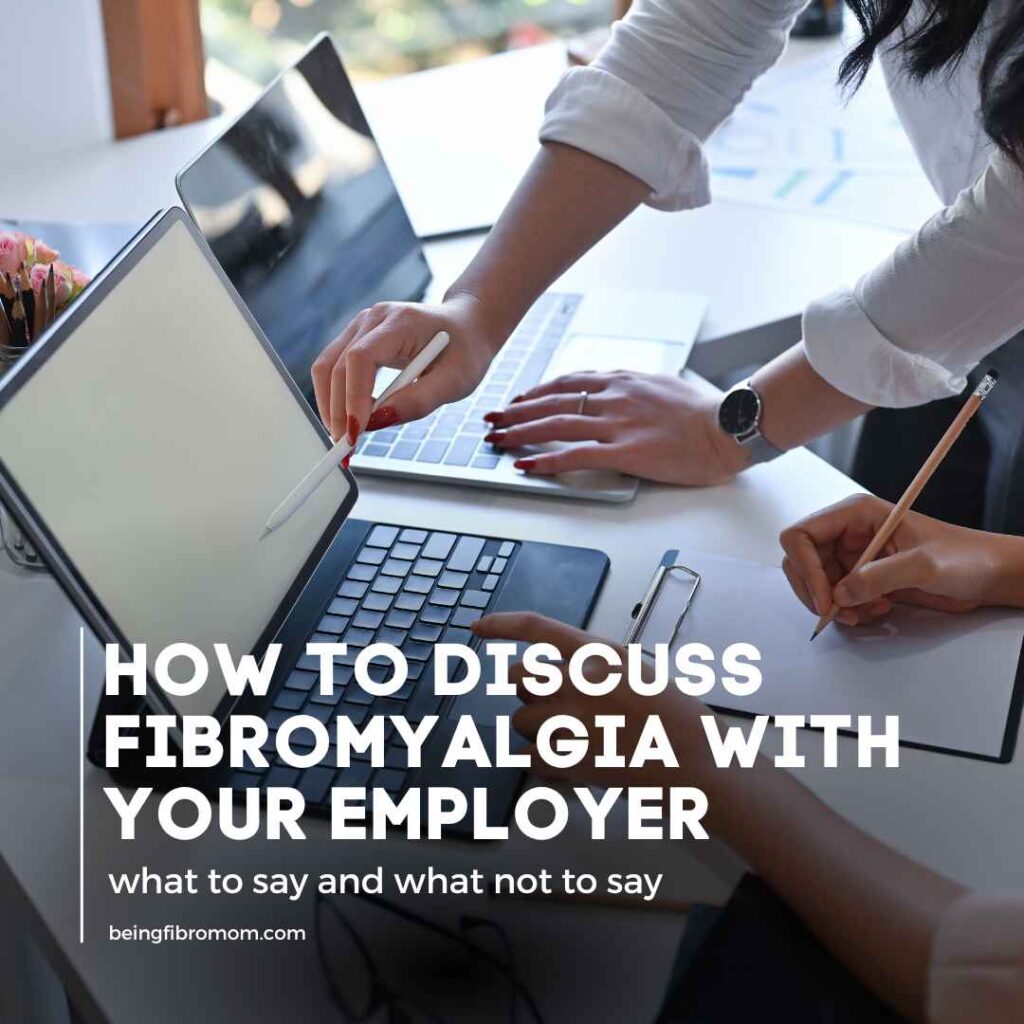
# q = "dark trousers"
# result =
<box><xmin>852</xmin><ymin>332</ymin><xmax>1024</xmax><ymax>536</ymax></box>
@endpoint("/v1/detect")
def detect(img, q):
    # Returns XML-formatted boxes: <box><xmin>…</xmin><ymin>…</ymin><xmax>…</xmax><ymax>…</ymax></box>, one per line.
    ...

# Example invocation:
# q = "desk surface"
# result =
<box><xmin>2</xmin><ymin>43</ymin><xmax>1021</xmax><ymax>1024</ymax></box>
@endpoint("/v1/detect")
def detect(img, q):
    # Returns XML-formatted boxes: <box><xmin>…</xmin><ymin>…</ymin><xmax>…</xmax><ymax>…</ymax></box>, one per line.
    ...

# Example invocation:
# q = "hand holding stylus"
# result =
<box><xmin>262</xmin><ymin>331</ymin><xmax>451</xmax><ymax>538</ymax></box>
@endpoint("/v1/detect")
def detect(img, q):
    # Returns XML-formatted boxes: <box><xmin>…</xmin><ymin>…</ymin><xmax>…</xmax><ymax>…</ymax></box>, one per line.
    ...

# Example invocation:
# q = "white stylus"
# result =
<box><xmin>261</xmin><ymin>331</ymin><xmax>450</xmax><ymax>539</ymax></box>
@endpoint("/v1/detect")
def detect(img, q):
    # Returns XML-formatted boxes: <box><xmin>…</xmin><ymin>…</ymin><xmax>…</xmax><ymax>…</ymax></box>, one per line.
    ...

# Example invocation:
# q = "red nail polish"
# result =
<box><xmin>510</xmin><ymin>394</ymin><xmax>525</xmax><ymax>404</ymax></box>
<box><xmin>514</xmin><ymin>458</ymin><xmax>536</xmax><ymax>471</ymax></box>
<box><xmin>366</xmin><ymin>406</ymin><xmax>401</xmax><ymax>431</ymax></box>
<box><xmin>347</xmin><ymin>414</ymin><xmax>360</xmax><ymax>446</ymax></box>
<box><xmin>483</xmin><ymin>412</ymin><xmax>503</xmax><ymax>424</ymax></box>
<box><xmin>341</xmin><ymin>454</ymin><xmax>351</xmax><ymax>470</ymax></box>
<box><xmin>484</xmin><ymin>431</ymin><xmax>504</xmax><ymax>444</ymax></box>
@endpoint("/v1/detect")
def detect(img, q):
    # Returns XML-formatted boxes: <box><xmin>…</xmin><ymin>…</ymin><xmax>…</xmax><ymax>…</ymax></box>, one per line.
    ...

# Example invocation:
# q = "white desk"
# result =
<box><xmin>2</xmin><ymin>46</ymin><xmax>1020</xmax><ymax>1024</ymax></box>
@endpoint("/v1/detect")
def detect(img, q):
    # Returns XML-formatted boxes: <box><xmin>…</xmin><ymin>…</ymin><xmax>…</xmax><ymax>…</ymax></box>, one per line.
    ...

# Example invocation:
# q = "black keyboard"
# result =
<box><xmin>230</xmin><ymin>525</ymin><xmax>519</xmax><ymax>807</ymax></box>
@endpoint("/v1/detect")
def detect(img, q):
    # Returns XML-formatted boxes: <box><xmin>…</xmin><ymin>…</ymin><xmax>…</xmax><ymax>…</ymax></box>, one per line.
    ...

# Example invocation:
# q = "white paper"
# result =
<box><xmin>636</xmin><ymin>553</ymin><xmax>1024</xmax><ymax>760</ymax></box>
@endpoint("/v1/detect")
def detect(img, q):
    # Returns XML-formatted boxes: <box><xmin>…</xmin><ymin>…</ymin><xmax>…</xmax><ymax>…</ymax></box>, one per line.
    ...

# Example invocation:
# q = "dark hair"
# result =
<box><xmin>840</xmin><ymin>1</ymin><xmax>1024</xmax><ymax>166</ymax></box>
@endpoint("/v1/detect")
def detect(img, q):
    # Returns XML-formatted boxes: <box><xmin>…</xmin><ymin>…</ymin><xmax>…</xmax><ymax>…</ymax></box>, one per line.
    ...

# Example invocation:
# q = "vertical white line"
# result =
<box><xmin>79</xmin><ymin>626</ymin><xmax>85</xmax><ymax>945</ymax></box>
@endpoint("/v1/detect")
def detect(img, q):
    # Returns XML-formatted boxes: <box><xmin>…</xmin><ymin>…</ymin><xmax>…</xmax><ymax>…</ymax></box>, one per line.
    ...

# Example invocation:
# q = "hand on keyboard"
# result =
<box><xmin>482</xmin><ymin>369</ymin><xmax>745</xmax><ymax>485</ymax></box>
<box><xmin>311</xmin><ymin>293</ymin><xmax>503</xmax><ymax>444</ymax></box>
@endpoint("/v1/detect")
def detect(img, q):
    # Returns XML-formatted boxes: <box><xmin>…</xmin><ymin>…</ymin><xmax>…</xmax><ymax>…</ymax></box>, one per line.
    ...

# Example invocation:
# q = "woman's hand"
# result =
<box><xmin>311</xmin><ymin>293</ymin><xmax>503</xmax><ymax>443</ymax></box>
<box><xmin>780</xmin><ymin>494</ymin><xmax>1024</xmax><ymax>625</ymax></box>
<box><xmin>480</xmin><ymin>370</ymin><xmax>747</xmax><ymax>484</ymax></box>
<box><xmin>472</xmin><ymin>611</ymin><xmax>715</xmax><ymax>789</ymax></box>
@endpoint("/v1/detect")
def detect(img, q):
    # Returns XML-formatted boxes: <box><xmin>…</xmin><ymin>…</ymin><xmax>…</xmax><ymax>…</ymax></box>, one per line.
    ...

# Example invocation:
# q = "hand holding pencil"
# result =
<box><xmin>779</xmin><ymin>373</ymin><xmax>1024</xmax><ymax>631</ymax></box>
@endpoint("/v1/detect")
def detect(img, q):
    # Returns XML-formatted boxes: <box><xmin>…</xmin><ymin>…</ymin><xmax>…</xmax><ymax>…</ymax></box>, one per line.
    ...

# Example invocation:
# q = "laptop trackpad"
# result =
<box><xmin>544</xmin><ymin>332</ymin><xmax>688</xmax><ymax>381</ymax></box>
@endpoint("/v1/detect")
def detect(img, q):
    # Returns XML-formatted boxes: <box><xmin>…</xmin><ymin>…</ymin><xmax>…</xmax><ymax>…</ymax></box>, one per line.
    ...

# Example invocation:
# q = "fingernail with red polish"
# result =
<box><xmin>366</xmin><ymin>406</ymin><xmax>400</xmax><ymax>431</ymax></box>
<box><xmin>341</xmin><ymin>455</ymin><xmax>351</xmax><ymax>470</ymax></box>
<box><xmin>510</xmin><ymin>394</ymin><xmax>525</xmax><ymax>404</ymax></box>
<box><xmin>347</xmin><ymin>415</ymin><xmax>360</xmax><ymax>446</ymax></box>
<box><xmin>484</xmin><ymin>431</ymin><xmax>505</xmax><ymax>444</ymax></box>
<box><xmin>483</xmin><ymin>412</ymin><xmax>503</xmax><ymax>424</ymax></box>
<box><xmin>514</xmin><ymin>458</ymin><xmax>536</xmax><ymax>472</ymax></box>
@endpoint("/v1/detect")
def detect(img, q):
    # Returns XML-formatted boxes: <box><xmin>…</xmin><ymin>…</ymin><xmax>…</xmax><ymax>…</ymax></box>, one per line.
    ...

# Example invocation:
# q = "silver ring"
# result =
<box><xmin>577</xmin><ymin>390</ymin><xmax>589</xmax><ymax>415</ymax></box>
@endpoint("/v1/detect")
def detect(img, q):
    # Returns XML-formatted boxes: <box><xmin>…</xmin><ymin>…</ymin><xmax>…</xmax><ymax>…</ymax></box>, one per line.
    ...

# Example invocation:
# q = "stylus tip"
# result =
<box><xmin>259</xmin><ymin>526</ymin><xmax>272</xmax><ymax>541</ymax></box>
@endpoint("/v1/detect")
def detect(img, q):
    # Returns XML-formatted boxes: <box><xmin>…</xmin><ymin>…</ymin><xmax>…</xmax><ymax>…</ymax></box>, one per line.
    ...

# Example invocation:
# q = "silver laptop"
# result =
<box><xmin>177</xmin><ymin>34</ymin><xmax>705</xmax><ymax>503</ymax></box>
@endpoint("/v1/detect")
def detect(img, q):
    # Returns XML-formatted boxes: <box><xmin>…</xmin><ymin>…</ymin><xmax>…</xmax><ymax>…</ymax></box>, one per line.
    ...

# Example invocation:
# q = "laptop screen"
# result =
<box><xmin>177</xmin><ymin>35</ymin><xmax>431</xmax><ymax>405</ymax></box>
<box><xmin>0</xmin><ymin>215</ymin><xmax>352</xmax><ymax>719</ymax></box>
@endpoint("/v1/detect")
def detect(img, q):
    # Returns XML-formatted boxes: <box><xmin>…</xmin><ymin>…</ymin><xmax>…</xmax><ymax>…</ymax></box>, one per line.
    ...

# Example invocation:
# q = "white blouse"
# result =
<box><xmin>538</xmin><ymin>0</ymin><xmax>1024</xmax><ymax>408</ymax></box>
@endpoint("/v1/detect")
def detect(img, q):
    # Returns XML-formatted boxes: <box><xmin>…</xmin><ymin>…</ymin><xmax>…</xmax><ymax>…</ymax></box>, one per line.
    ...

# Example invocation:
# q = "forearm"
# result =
<box><xmin>445</xmin><ymin>141</ymin><xmax>650</xmax><ymax>344</ymax></box>
<box><xmin>751</xmin><ymin>343</ymin><xmax>872</xmax><ymax>451</ymax></box>
<box><xmin>702</xmin><ymin>757</ymin><xmax>963</xmax><ymax>1021</ymax></box>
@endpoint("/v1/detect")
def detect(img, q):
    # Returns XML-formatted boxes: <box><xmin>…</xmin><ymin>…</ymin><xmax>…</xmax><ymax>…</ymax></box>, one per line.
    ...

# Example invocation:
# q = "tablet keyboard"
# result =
<box><xmin>351</xmin><ymin>291</ymin><xmax>582</xmax><ymax>470</ymax></box>
<box><xmin>229</xmin><ymin>524</ymin><xmax>520</xmax><ymax>805</ymax></box>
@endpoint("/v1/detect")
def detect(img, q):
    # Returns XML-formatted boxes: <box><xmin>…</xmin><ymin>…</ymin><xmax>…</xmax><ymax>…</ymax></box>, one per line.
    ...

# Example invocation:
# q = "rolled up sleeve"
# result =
<box><xmin>539</xmin><ymin>0</ymin><xmax>808</xmax><ymax>210</ymax></box>
<box><xmin>929</xmin><ymin>892</ymin><xmax>1024</xmax><ymax>1024</ymax></box>
<box><xmin>804</xmin><ymin>152</ymin><xmax>1024</xmax><ymax>407</ymax></box>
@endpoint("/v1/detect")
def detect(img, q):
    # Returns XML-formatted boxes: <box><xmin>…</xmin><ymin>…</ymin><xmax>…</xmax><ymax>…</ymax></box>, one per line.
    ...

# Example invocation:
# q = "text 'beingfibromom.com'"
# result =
<box><xmin>100</xmin><ymin>640</ymin><xmax>900</xmax><ymax>842</ymax></box>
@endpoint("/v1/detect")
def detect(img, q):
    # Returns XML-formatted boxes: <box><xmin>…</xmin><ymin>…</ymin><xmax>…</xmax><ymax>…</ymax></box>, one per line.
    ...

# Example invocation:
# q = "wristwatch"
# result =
<box><xmin>717</xmin><ymin>381</ymin><xmax>784</xmax><ymax>464</ymax></box>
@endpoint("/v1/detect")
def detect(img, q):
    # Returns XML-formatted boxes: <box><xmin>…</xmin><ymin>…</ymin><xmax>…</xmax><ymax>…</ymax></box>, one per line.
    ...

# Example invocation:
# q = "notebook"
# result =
<box><xmin>630</xmin><ymin>551</ymin><xmax>1024</xmax><ymax>762</ymax></box>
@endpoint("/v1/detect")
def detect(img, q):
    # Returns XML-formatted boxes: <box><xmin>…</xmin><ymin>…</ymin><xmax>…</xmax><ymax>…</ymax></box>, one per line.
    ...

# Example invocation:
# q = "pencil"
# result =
<box><xmin>811</xmin><ymin>370</ymin><xmax>1000</xmax><ymax>640</ymax></box>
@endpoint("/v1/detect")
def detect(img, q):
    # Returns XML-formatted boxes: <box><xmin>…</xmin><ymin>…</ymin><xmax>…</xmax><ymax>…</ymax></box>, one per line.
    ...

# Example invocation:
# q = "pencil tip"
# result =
<box><xmin>259</xmin><ymin>527</ymin><xmax>271</xmax><ymax>541</ymax></box>
<box><xmin>809</xmin><ymin>630</ymin><xmax>818</xmax><ymax>642</ymax></box>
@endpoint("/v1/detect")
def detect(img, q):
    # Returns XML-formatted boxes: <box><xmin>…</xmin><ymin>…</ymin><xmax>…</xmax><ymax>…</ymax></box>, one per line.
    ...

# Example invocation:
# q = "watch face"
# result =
<box><xmin>718</xmin><ymin>387</ymin><xmax>761</xmax><ymax>436</ymax></box>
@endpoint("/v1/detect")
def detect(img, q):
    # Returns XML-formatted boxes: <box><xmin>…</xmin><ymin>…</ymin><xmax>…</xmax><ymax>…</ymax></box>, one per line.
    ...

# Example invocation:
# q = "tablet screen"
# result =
<box><xmin>0</xmin><ymin>218</ymin><xmax>351</xmax><ymax>718</ymax></box>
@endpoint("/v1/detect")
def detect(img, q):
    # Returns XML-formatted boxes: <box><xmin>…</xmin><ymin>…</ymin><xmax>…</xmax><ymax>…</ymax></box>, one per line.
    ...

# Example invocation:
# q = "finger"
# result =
<box><xmin>834</xmin><ymin>548</ymin><xmax>935</xmax><ymax>608</ymax></box>
<box><xmin>485</xmin><ymin>392</ymin><xmax>600</xmax><ymax>428</ymax></box>
<box><xmin>312</xmin><ymin>315</ymin><xmax>368</xmax><ymax>438</ymax></box>
<box><xmin>343</xmin><ymin>317</ymin><xmax>399</xmax><ymax>440</ymax></box>
<box><xmin>487</xmin><ymin>415</ymin><xmax>612</xmax><ymax>449</ymax></box>
<box><xmin>782</xmin><ymin>555</ymin><xmax>817</xmax><ymax>614</ymax></box>
<box><xmin>513</xmin><ymin>443</ymin><xmax>619</xmax><ymax>476</ymax></box>
<box><xmin>788</xmin><ymin>494</ymin><xmax>890</xmax><ymax>548</ymax></box>
<box><xmin>836</xmin><ymin>596</ymin><xmax>894</xmax><ymax>626</ymax></box>
<box><xmin>512</xmin><ymin>372</ymin><xmax>611</xmax><ymax>404</ymax></box>
<box><xmin>383</xmin><ymin>358</ymin><xmax>465</xmax><ymax>424</ymax></box>
<box><xmin>472</xmin><ymin>611</ymin><xmax>589</xmax><ymax>655</ymax></box>
<box><xmin>512</xmin><ymin>701</ymin><xmax>560</xmax><ymax>741</ymax></box>
<box><xmin>778</xmin><ymin>527</ymin><xmax>834</xmax><ymax>616</ymax></box>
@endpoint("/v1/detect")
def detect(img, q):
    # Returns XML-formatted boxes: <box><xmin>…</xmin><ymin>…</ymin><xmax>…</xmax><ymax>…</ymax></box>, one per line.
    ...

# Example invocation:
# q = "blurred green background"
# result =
<box><xmin>202</xmin><ymin>0</ymin><xmax>611</xmax><ymax>107</ymax></box>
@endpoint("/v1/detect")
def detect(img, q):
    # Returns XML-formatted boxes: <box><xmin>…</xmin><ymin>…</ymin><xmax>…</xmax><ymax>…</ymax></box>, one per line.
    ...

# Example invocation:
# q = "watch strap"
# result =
<box><xmin>737</xmin><ymin>427</ymin><xmax>784</xmax><ymax>464</ymax></box>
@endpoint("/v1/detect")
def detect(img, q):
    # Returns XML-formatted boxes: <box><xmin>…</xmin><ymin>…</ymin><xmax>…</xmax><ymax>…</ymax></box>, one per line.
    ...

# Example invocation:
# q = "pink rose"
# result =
<box><xmin>28</xmin><ymin>262</ymin><xmax>50</xmax><ymax>294</ymax></box>
<box><xmin>30</xmin><ymin>238</ymin><xmax>60</xmax><ymax>264</ymax></box>
<box><xmin>0</xmin><ymin>232</ymin><xmax>28</xmax><ymax>276</ymax></box>
<box><xmin>70</xmin><ymin>268</ymin><xmax>90</xmax><ymax>297</ymax></box>
<box><xmin>50</xmin><ymin>262</ymin><xmax>74</xmax><ymax>306</ymax></box>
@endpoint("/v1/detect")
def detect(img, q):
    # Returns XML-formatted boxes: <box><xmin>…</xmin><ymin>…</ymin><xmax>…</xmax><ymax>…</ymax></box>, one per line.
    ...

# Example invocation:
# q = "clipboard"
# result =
<box><xmin>625</xmin><ymin>549</ymin><xmax>1024</xmax><ymax>764</ymax></box>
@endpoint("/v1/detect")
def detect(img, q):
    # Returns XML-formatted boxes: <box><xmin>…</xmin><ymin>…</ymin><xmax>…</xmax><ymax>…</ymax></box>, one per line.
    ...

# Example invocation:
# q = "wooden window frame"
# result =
<box><xmin>100</xmin><ymin>0</ymin><xmax>209</xmax><ymax>139</ymax></box>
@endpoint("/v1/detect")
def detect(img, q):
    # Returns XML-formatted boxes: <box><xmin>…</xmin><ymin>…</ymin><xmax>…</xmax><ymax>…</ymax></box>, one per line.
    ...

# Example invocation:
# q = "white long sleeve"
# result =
<box><xmin>538</xmin><ymin>0</ymin><xmax>1024</xmax><ymax>408</ymax></box>
<box><xmin>540</xmin><ymin>0</ymin><xmax>808</xmax><ymax>210</ymax></box>
<box><xmin>804</xmin><ymin>151</ymin><xmax>1024</xmax><ymax>406</ymax></box>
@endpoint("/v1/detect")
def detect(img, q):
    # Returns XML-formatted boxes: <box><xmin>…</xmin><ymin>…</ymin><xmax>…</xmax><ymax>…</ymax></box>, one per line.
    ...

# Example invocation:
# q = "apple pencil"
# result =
<box><xmin>261</xmin><ymin>330</ymin><xmax>450</xmax><ymax>539</ymax></box>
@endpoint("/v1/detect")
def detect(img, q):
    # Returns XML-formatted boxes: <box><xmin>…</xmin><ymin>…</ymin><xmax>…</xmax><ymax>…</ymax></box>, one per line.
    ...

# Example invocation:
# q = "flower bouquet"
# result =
<box><xmin>0</xmin><ymin>230</ymin><xmax>91</xmax><ymax>571</ymax></box>
<box><xmin>0</xmin><ymin>229</ymin><xmax>90</xmax><ymax>370</ymax></box>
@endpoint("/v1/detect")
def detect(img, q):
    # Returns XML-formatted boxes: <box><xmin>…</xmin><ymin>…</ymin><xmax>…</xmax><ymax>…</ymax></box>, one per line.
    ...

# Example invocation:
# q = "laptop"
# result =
<box><xmin>0</xmin><ymin>209</ymin><xmax>608</xmax><ymax>832</ymax></box>
<box><xmin>176</xmin><ymin>34</ymin><xmax>706</xmax><ymax>503</ymax></box>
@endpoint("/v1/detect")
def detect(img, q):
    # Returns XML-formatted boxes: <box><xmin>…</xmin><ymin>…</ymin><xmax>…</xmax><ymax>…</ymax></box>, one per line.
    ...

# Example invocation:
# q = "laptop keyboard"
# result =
<box><xmin>352</xmin><ymin>292</ymin><xmax>582</xmax><ymax>469</ymax></box>
<box><xmin>230</xmin><ymin>524</ymin><xmax>519</xmax><ymax>806</ymax></box>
